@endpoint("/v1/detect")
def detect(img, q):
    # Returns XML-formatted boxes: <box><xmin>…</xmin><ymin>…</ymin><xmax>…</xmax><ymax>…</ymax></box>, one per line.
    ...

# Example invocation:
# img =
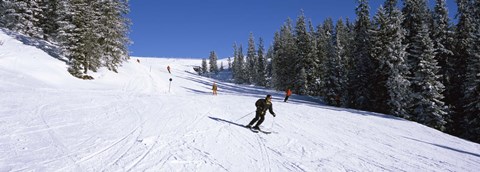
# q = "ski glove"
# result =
<box><xmin>272</xmin><ymin>113</ymin><xmax>276</xmax><ymax>117</ymax></box>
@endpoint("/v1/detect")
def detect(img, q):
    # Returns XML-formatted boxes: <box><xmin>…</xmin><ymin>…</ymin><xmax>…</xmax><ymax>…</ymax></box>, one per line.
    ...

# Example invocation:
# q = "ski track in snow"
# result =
<box><xmin>1</xmin><ymin>30</ymin><xmax>480</xmax><ymax>171</ymax></box>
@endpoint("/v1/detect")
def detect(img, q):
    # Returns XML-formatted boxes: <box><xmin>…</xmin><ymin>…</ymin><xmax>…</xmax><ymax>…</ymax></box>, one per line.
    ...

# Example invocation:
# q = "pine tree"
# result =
<box><xmin>318</xmin><ymin>18</ymin><xmax>335</xmax><ymax>98</ymax></box>
<box><xmin>272</xmin><ymin>32</ymin><xmax>282</xmax><ymax>89</ymax></box>
<box><xmin>97</xmin><ymin>0</ymin><xmax>130</xmax><ymax>73</ymax></box>
<box><xmin>371</xmin><ymin>1</ymin><xmax>412</xmax><ymax>118</ymax></box>
<box><xmin>246</xmin><ymin>33</ymin><xmax>257</xmax><ymax>84</ymax></box>
<box><xmin>451</xmin><ymin>0</ymin><xmax>474</xmax><ymax>135</ymax></box>
<box><xmin>232</xmin><ymin>42</ymin><xmax>238</xmax><ymax>78</ymax></box>
<box><xmin>55</xmin><ymin>0</ymin><xmax>77</xmax><ymax>61</ymax></box>
<box><xmin>38</xmin><ymin>0</ymin><xmax>59</xmax><ymax>41</ymax></box>
<box><xmin>57</xmin><ymin>0</ymin><xmax>86</xmax><ymax>77</ymax></box>
<box><xmin>1</xmin><ymin>0</ymin><xmax>45</xmax><ymax>38</ymax></box>
<box><xmin>209</xmin><ymin>51</ymin><xmax>219</xmax><ymax>74</ymax></box>
<box><xmin>0</xmin><ymin>1</ymin><xmax>8</xmax><ymax>26</ymax></box>
<box><xmin>307</xmin><ymin>20</ymin><xmax>320</xmax><ymax>96</ymax></box>
<box><xmin>412</xmin><ymin>23</ymin><xmax>447</xmax><ymax>130</ymax></box>
<box><xmin>272</xmin><ymin>18</ymin><xmax>296</xmax><ymax>90</ymax></box>
<box><xmin>349</xmin><ymin>0</ymin><xmax>374</xmax><ymax>110</ymax></box>
<box><xmin>461</xmin><ymin>0</ymin><xmax>480</xmax><ymax>142</ymax></box>
<box><xmin>403</xmin><ymin>0</ymin><xmax>447</xmax><ymax>130</ymax></box>
<box><xmin>265</xmin><ymin>45</ymin><xmax>274</xmax><ymax>88</ymax></box>
<box><xmin>256</xmin><ymin>37</ymin><xmax>267</xmax><ymax>86</ymax></box>
<box><xmin>294</xmin><ymin>10</ymin><xmax>312</xmax><ymax>95</ymax></box>
<box><xmin>315</xmin><ymin>23</ymin><xmax>327</xmax><ymax>97</ymax></box>
<box><xmin>227</xmin><ymin>56</ymin><xmax>232</xmax><ymax>70</ymax></box>
<box><xmin>201</xmin><ymin>58</ymin><xmax>208</xmax><ymax>74</ymax></box>
<box><xmin>432</xmin><ymin>0</ymin><xmax>453</xmax><ymax>101</ymax></box>
<box><xmin>236</xmin><ymin>44</ymin><xmax>246</xmax><ymax>84</ymax></box>
<box><xmin>324</xmin><ymin>19</ymin><xmax>349</xmax><ymax>107</ymax></box>
<box><xmin>432</xmin><ymin>0</ymin><xmax>454</xmax><ymax>131</ymax></box>
<box><xmin>60</xmin><ymin>0</ymin><xmax>103</xmax><ymax>77</ymax></box>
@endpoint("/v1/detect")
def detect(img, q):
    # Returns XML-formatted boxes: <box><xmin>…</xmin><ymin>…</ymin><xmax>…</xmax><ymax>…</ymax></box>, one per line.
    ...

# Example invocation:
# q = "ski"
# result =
<box><xmin>245</xmin><ymin>126</ymin><xmax>259</xmax><ymax>133</ymax></box>
<box><xmin>245</xmin><ymin>125</ymin><xmax>272</xmax><ymax>134</ymax></box>
<box><xmin>250</xmin><ymin>128</ymin><xmax>259</xmax><ymax>133</ymax></box>
<box><xmin>258</xmin><ymin>130</ymin><xmax>272</xmax><ymax>134</ymax></box>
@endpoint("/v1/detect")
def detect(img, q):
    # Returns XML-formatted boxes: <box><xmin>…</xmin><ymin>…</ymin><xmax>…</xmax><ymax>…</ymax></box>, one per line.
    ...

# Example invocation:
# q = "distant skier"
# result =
<box><xmin>246</xmin><ymin>94</ymin><xmax>276</xmax><ymax>130</ymax></box>
<box><xmin>284</xmin><ymin>88</ymin><xmax>292</xmax><ymax>102</ymax></box>
<box><xmin>167</xmin><ymin>65</ymin><xmax>171</xmax><ymax>74</ymax></box>
<box><xmin>212</xmin><ymin>82</ymin><xmax>218</xmax><ymax>95</ymax></box>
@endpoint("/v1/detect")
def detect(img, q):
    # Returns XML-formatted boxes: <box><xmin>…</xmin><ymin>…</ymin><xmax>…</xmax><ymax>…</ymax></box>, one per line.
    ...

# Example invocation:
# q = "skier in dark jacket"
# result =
<box><xmin>246</xmin><ymin>94</ymin><xmax>276</xmax><ymax>130</ymax></box>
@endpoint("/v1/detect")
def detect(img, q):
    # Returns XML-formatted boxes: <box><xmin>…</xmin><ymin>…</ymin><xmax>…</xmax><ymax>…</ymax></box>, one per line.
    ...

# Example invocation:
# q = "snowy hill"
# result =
<box><xmin>1</xmin><ymin>29</ymin><xmax>480</xmax><ymax>171</ymax></box>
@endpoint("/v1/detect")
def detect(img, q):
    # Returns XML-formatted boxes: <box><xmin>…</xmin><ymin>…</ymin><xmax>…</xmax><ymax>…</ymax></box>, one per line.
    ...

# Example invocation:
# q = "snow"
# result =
<box><xmin>1</xmin><ymin>29</ymin><xmax>480</xmax><ymax>171</ymax></box>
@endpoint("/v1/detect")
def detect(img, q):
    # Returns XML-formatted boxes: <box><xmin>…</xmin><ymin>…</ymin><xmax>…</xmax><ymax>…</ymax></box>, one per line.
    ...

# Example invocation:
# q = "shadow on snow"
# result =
<box><xmin>403</xmin><ymin>137</ymin><xmax>480</xmax><ymax>158</ymax></box>
<box><xmin>1</xmin><ymin>28</ymin><xmax>67</xmax><ymax>63</ymax></box>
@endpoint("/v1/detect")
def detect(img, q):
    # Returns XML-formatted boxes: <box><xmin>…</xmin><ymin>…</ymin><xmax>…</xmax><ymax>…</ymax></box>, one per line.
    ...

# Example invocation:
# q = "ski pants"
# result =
<box><xmin>248</xmin><ymin>111</ymin><xmax>265</xmax><ymax>127</ymax></box>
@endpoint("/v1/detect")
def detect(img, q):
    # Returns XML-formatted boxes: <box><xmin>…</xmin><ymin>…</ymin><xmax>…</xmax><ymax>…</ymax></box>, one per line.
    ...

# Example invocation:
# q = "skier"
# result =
<box><xmin>167</xmin><ymin>65</ymin><xmax>171</xmax><ymax>74</ymax></box>
<box><xmin>212</xmin><ymin>82</ymin><xmax>218</xmax><ymax>95</ymax></box>
<box><xmin>246</xmin><ymin>94</ymin><xmax>276</xmax><ymax>130</ymax></box>
<box><xmin>284</xmin><ymin>88</ymin><xmax>292</xmax><ymax>102</ymax></box>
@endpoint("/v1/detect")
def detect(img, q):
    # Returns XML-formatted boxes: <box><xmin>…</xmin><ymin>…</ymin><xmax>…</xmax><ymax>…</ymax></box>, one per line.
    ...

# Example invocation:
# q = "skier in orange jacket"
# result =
<box><xmin>284</xmin><ymin>88</ymin><xmax>292</xmax><ymax>102</ymax></box>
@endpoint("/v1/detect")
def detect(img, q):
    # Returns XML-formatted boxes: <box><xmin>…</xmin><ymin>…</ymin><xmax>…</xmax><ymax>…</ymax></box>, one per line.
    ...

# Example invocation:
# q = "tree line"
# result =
<box><xmin>0</xmin><ymin>0</ymin><xmax>130</xmax><ymax>79</ymax></box>
<box><xmin>229</xmin><ymin>0</ymin><xmax>479</xmax><ymax>143</ymax></box>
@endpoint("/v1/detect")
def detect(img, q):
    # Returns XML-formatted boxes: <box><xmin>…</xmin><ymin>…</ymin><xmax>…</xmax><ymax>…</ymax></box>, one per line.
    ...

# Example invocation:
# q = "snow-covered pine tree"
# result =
<box><xmin>227</xmin><ymin>56</ymin><xmax>232</xmax><ymax>70</ymax></box>
<box><xmin>370</xmin><ymin>6</ymin><xmax>390</xmax><ymax>114</ymax></box>
<box><xmin>39</xmin><ymin>0</ymin><xmax>59</xmax><ymax>41</ymax></box>
<box><xmin>55</xmin><ymin>0</ymin><xmax>76</xmax><ymax>61</ymax></box>
<box><xmin>232</xmin><ymin>42</ymin><xmax>238</xmax><ymax>78</ymax></box>
<box><xmin>297</xmin><ymin>67</ymin><xmax>308</xmax><ymax>94</ymax></box>
<box><xmin>403</xmin><ymin>0</ymin><xmax>447</xmax><ymax>130</ymax></box>
<box><xmin>1</xmin><ymin>0</ymin><xmax>45</xmax><ymax>38</ymax></box>
<box><xmin>318</xmin><ymin>18</ymin><xmax>335</xmax><ymax>98</ymax></box>
<box><xmin>412</xmin><ymin>23</ymin><xmax>447</xmax><ymax>130</ymax></box>
<box><xmin>265</xmin><ymin>45</ymin><xmax>274</xmax><ymax>88</ymax></box>
<box><xmin>62</xmin><ymin>0</ymin><xmax>102</xmax><ymax>78</ymax></box>
<box><xmin>236</xmin><ymin>44</ymin><xmax>246</xmax><ymax>84</ymax></box>
<box><xmin>220</xmin><ymin>61</ymin><xmax>224</xmax><ymax>71</ymax></box>
<box><xmin>461</xmin><ymin>0</ymin><xmax>480</xmax><ymax>143</ymax></box>
<box><xmin>97</xmin><ymin>0</ymin><xmax>130</xmax><ymax>73</ymax></box>
<box><xmin>56</xmin><ymin>0</ymin><xmax>84</xmax><ymax>77</ymax></box>
<box><xmin>0</xmin><ymin>1</ymin><xmax>13</xmax><ymax>27</ymax></box>
<box><xmin>246</xmin><ymin>33</ymin><xmax>257</xmax><ymax>84</ymax></box>
<box><xmin>209</xmin><ymin>51</ymin><xmax>219</xmax><ymax>74</ymax></box>
<box><xmin>315</xmin><ymin>22</ymin><xmax>327</xmax><ymax>97</ymax></box>
<box><xmin>371</xmin><ymin>2</ymin><xmax>412</xmax><ymax>118</ymax></box>
<box><xmin>349</xmin><ymin>0</ymin><xmax>374</xmax><ymax>110</ymax></box>
<box><xmin>256</xmin><ymin>37</ymin><xmax>267</xmax><ymax>86</ymax></box>
<box><xmin>272</xmin><ymin>18</ymin><xmax>296</xmax><ymax>90</ymax></box>
<box><xmin>307</xmin><ymin>20</ymin><xmax>320</xmax><ymax>96</ymax></box>
<box><xmin>324</xmin><ymin>19</ymin><xmax>349</xmax><ymax>107</ymax></box>
<box><xmin>431</xmin><ymin>0</ymin><xmax>454</xmax><ymax>130</ymax></box>
<box><xmin>201</xmin><ymin>58</ymin><xmax>208</xmax><ymax>74</ymax></box>
<box><xmin>452</xmin><ymin>0</ymin><xmax>474</xmax><ymax>135</ymax></box>
<box><xmin>293</xmin><ymin>10</ymin><xmax>313</xmax><ymax>95</ymax></box>
<box><xmin>271</xmin><ymin>32</ymin><xmax>281</xmax><ymax>89</ymax></box>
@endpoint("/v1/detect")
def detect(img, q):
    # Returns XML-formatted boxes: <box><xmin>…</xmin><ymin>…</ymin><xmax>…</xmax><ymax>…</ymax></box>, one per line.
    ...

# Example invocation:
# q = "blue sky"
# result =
<box><xmin>128</xmin><ymin>0</ymin><xmax>457</xmax><ymax>59</ymax></box>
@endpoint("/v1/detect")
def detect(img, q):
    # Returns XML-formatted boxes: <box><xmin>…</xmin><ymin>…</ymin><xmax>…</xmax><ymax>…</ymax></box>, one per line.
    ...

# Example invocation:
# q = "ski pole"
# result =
<box><xmin>235</xmin><ymin>111</ymin><xmax>254</xmax><ymax>122</ymax></box>
<box><xmin>270</xmin><ymin>117</ymin><xmax>275</xmax><ymax>129</ymax></box>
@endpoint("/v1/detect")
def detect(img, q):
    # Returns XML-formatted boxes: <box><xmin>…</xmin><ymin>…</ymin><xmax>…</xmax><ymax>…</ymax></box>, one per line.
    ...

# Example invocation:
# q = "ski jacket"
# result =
<box><xmin>286</xmin><ymin>89</ymin><xmax>292</xmax><ymax>96</ymax></box>
<box><xmin>255</xmin><ymin>99</ymin><xmax>274</xmax><ymax>115</ymax></box>
<box><xmin>212</xmin><ymin>84</ymin><xmax>217</xmax><ymax>90</ymax></box>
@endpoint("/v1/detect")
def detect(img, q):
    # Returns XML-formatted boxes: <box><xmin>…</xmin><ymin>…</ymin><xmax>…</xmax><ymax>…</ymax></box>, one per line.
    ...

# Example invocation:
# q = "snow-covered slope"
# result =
<box><xmin>1</xmin><ymin>29</ymin><xmax>479</xmax><ymax>172</ymax></box>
